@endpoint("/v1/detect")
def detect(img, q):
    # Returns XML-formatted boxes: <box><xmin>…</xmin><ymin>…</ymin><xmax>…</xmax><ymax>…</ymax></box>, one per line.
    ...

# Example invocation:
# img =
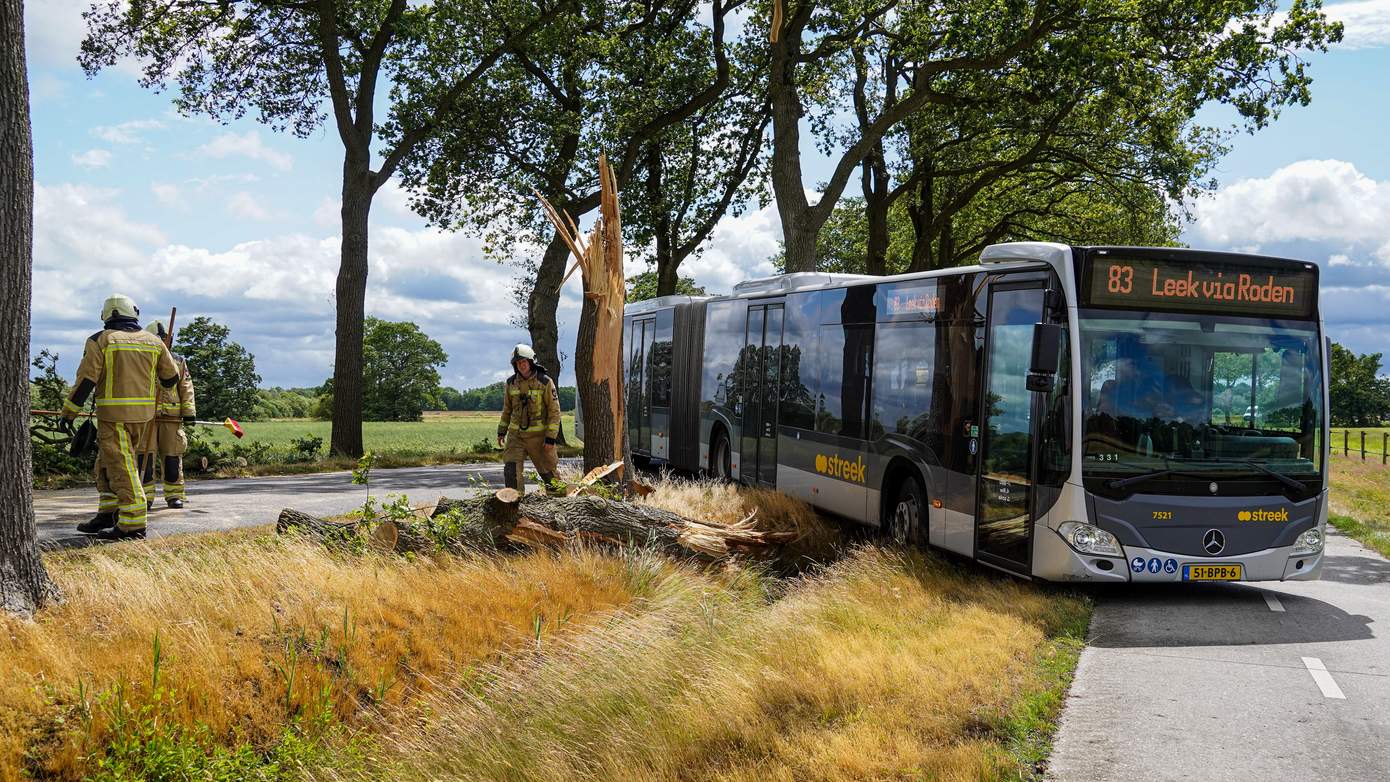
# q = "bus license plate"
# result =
<box><xmin>1183</xmin><ymin>564</ymin><xmax>1243</xmax><ymax>581</ymax></box>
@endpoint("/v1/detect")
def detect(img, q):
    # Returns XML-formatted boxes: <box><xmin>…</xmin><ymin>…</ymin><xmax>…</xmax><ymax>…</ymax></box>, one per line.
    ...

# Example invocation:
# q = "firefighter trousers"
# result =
<box><xmin>95</xmin><ymin>421</ymin><xmax>149</xmax><ymax>531</ymax></box>
<box><xmin>501</xmin><ymin>431</ymin><xmax>558</xmax><ymax>493</ymax></box>
<box><xmin>140</xmin><ymin>420</ymin><xmax>188</xmax><ymax>501</ymax></box>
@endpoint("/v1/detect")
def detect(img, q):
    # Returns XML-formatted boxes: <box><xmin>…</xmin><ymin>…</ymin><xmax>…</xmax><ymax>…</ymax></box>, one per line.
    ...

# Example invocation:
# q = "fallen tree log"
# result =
<box><xmin>277</xmin><ymin>488</ymin><xmax>797</xmax><ymax>562</ymax></box>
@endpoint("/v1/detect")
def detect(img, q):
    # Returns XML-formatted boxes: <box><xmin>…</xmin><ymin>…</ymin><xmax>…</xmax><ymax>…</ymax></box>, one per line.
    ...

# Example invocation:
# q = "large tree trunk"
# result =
<box><xmin>0</xmin><ymin>0</ymin><xmax>58</xmax><ymax>616</ymax></box>
<box><xmin>527</xmin><ymin>229</ymin><xmax>570</xmax><ymax>444</ymax></box>
<box><xmin>908</xmin><ymin>156</ymin><xmax>936</xmax><ymax>273</ymax></box>
<box><xmin>575</xmin><ymin>293</ymin><xmax>619</xmax><ymax>473</ymax></box>
<box><xmin>330</xmin><ymin>162</ymin><xmax>373</xmax><ymax>457</ymax></box>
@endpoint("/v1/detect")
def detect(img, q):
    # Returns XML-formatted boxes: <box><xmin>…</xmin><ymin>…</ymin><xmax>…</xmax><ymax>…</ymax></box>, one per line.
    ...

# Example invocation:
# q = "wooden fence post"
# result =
<box><xmin>1383</xmin><ymin>433</ymin><xmax>1387</xmax><ymax>465</ymax></box>
<box><xmin>1361</xmin><ymin>431</ymin><xmax>1366</xmax><ymax>460</ymax></box>
<box><xmin>1344</xmin><ymin>429</ymin><xmax>1349</xmax><ymax>456</ymax></box>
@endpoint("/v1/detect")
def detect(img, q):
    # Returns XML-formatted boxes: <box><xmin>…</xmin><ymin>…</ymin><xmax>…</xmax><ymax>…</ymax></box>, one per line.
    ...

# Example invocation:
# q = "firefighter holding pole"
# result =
<box><xmin>141</xmin><ymin>313</ymin><xmax>196</xmax><ymax>509</ymax></box>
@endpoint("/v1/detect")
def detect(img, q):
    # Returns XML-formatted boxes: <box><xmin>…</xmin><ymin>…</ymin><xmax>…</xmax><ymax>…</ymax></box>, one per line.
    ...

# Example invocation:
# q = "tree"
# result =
<box><xmin>361</xmin><ymin>318</ymin><xmax>448</xmax><ymax>421</ymax></box>
<box><xmin>397</xmin><ymin>0</ymin><xmax>751</xmax><ymax>410</ymax></box>
<box><xmin>82</xmin><ymin>0</ymin><xmax>568</xmax><ymax>457</ymax></box>
<box><xmin>436</xmin><ymin>386</ymin><xmax>465</xmax><ymax>411</ymax></box>
<box><xmin>627</xmin><ymin>270</ymin><xmax>706</xmax><ymax>302</ymax></box>
<box><xmin>174</xmin><ymin>317</ymin><xmax>262</xmax><ymax>421</ymax></box>
<box><xmin>763</xmin><ymin>0</ymin><xmax>1342</xmax><ymax>273</ymax></box>
<box><xmin>1</xmin><ymin>0</ymin><xmax>59</xmax><ymax>616</ymax></box>
<box><xmin>1329</xmin><ymin>342</ymin><xmax>1390</xmax><ymax>427</ymax></box>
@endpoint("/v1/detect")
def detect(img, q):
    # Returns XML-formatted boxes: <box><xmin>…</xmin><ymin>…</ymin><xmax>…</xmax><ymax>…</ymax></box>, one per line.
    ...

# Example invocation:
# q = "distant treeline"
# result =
<box><xmin>251</xmin><ymin>382</ymin><xmax>577</xmax><ymax>419</ymax></box>
<box><xmin>437</xmin><ymin>382</ymin><xmax>577</xmax><ymax>412</ymax></box>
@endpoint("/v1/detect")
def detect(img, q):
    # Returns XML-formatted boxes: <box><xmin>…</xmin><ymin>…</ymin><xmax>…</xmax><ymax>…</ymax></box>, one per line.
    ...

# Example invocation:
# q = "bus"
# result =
<box><xmin>623</xmin><ymin>242</ymin><xmax>1328</xmax><ymax>582</ymax></box>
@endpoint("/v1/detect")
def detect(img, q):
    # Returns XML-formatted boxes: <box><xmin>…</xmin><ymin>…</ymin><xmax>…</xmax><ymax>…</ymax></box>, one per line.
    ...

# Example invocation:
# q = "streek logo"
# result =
<box><xmin>814</xmin><ymin>453</ymin><xmax>866</xmax><ymax>484</ymax></box>
<box><xmin>1237</xmin><ymin>509</ymin><xmax>1289</xmax><ymax>522</ymax></box>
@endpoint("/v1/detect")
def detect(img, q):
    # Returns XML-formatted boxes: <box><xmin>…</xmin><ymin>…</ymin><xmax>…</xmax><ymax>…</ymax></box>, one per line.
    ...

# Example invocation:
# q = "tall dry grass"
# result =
<box><xmin>324</xmin><ymin>547</ymin><xmax>1090</xmax><ymax>782</ymax></box>
<box><xmin>0</xmin><ymin>530</ymin><xmax>655</xmax><ymax>781</ymax></box>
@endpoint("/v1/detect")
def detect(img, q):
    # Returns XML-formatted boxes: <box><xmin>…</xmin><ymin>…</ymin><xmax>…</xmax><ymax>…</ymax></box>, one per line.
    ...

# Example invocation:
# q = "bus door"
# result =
<box><xmin>628</xmin><ymin>317</ymin><xmax>655</xmax><ymax>454</ymax></box>
<box><xmin>974</xmin><ymin>282</ymin><xmax>1047</xmax><ymax>573</ymax></box>
<box><xmin>740</xmin><ymin>302</ymin><xmax>784</xmax><ymax>486</ymax></box>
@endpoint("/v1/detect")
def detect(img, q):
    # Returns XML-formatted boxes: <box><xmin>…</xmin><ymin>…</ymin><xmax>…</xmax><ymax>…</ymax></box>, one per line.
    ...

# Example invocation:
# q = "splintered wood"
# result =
<box><xmin>537</xmin><ymin>155</ymin><xmax>626</xmax><ymax>473</ymax></box>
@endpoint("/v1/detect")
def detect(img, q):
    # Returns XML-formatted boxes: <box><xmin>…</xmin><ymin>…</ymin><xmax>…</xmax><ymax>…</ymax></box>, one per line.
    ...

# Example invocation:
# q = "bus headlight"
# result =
<box><xmin>1292</xmin><ymin>527</ymin><xmax>1323</xmax><ymax>555</ymax></box>
<box><xmin>1058</xmin><ymin>522</ymin><xmax>1123</xmax><ymax>557</ymax></box>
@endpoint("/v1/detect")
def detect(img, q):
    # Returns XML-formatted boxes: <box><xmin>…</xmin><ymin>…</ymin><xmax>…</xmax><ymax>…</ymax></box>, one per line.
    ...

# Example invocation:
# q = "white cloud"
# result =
<box><xmin>313</xmin><ymin>197</ymin><xmax>340</xmax><ymax>229</ymax></box>
<box><xmin>70</xmin><ymin>149</ymin><xmax>112</xmax><ymax>169</ymax></box>
<box><xmin>680</xmin><ymin>200</ymin><xmax>782</xmax><ymax>295</ymax></box>
<box><xmin>1329</xmin><ymin>253</ymin><xmax>1353</xmax><ymax>267</ymax></box>
<box><xmin>1324</xmin><ymin>0</ymin><xmax>1390</xmax><ymax>50</ymax></box>
<box><xmin>227</xmin><ymin>191</ymin><xmax>273</xmax><ymax>221</ymax></box>
<box><xmin>194</xmin><ymin>131</ymin><xmax>294</xmax><ymax>172</ymax></box>
<box><xmin>31</xmin><ymin>181</ymin><xmax>544</xmax><ymax>389</ymax></box>
<box><xmin>1190</xmin><ymin>159</ymin><xmax>1390</xmax><ymax>247</ymax></box>
<box><xmin>23</xmin><ymin>1</ymin><xmax>87</xmax><ymax>69</ymax></box>
<box><xmin>151</xmin><ymin>182</ymin><xmax>182</xmax><ymax>207</ymax></box>
<box><xmin>93</xmin><ymin>119</ymin><xmax>167</xmax><ymax>144</ymax></box>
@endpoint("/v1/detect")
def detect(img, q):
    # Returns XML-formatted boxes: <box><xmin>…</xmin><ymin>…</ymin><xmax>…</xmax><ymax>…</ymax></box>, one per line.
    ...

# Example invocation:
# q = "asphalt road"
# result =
<box><xmin>1048</xmin><ymin>527</ymin><xmax>1390</xmax><ymax>781</ymax></box>
<box><xmin>31</xmin><ymin>462</ymin><xmax>572</xmax><ymax>549</ymax></box>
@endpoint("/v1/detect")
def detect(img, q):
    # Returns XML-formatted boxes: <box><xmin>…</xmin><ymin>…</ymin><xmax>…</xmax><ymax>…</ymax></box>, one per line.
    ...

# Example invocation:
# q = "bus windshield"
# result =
<box><xmin>1079</xmin><ymin>310</ymin><xmax>1323</xmax><ymax>487</ymax></box>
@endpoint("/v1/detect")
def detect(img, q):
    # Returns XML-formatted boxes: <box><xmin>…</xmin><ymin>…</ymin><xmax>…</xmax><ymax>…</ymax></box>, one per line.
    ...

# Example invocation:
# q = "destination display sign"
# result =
<box><xmin>1084</xmin><ymin>255</ymin><xmax>1317</xmax><ymax>318</ymax></box>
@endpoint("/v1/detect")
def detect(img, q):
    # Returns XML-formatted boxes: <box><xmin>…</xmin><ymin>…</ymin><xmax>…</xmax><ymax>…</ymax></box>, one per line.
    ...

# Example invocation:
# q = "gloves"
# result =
<box><xmin>58</xmin><ymin>416</ymin><xmax>75</xmax><ymax>435</ymax></box>
<box><xmin>183</xmin><ymin>416</ymin><xmax>196</xmax><ymax>426</ymax></box>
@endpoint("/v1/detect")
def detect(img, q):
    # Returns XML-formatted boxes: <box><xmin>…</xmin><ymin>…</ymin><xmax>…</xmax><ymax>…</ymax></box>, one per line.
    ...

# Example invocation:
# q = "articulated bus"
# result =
<box><xmin>622</xmin><ymin>242</ymin><xmax>1329</xmax><ymax>582</ymax></box>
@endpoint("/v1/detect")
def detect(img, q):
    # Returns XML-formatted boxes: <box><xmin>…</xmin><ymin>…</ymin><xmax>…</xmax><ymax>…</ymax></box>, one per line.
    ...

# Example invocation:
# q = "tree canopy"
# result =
<box><xmin>1329</xmin><ymin>342</ymin><xmax>1390</xmax><ymax>427</ymax></box>
<box><xmin>174</xmin><ymin>317</ymin><xmax>262</xmax><ymax>421</ymax></box>
<box><xmin>361</xmin><ymin>318</ymin><xmax>449</xmax><ymax>421</ymax></box>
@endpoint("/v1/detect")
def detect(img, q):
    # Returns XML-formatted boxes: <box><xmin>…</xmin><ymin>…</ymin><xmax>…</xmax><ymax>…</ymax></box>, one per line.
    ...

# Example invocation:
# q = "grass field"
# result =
<box><xmin>206</xmin><ymin>411</ymin><xmax>578</xmax><ymax>453</ymax></box>
<box><xmin>3</xmin><ymin>477</ymin><xmax>1091</xmax><ymax>782</ymax></box>
<box><xmin>1328</xmin><ymin>457</ymin><xmax>1390</xmax><ymax>559</ymax></box>
<box><xmin>1327</xmin><ymin>427</ymin><xmax>1390</xmax><ymax>459</ymax></box>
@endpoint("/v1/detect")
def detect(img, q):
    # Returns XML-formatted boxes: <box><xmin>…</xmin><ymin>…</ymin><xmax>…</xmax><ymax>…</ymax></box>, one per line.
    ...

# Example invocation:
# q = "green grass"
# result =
<box><xmin>1328</xmin><ymin>427</ymin><xmax>1390</xmax><ymax>458</ymax></box>
<box><xmin>1328</xmin><ymin>457</ymin><xmax>1390</xmax><ymax>559</ymax></box>
<box><xmin>206</xmin><ymin>411</ymin><xmax>578</xmax><ymax>454</ymax></box>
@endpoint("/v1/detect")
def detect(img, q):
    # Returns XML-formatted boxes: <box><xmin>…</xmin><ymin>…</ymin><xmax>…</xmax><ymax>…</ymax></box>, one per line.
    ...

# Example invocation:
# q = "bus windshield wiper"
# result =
<box><xmin>1230</xmin><ymin>459</ymin><xmax>1305</xmax><ymax>493</ymax></box>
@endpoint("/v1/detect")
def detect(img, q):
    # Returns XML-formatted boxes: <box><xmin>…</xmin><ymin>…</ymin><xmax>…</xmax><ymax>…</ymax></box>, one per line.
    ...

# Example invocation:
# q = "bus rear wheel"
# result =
<box><xmin>886</xmin><ymin>477</ymin><xmax>926</xmax><ymax>546</ymax></box>
<box><xmin>711</xmin><ymin>431</ymin><xmax>731</xmax><ymax>481</ymax></box>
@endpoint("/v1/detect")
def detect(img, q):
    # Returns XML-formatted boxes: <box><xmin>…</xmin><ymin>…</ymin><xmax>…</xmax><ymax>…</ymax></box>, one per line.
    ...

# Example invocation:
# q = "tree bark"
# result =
<box><xmin>330</xmin><ymin>161</ymin><xmax>373</xmax><ymax>457</ymax></box>
<box><xmin>575</xmin><ymin>292</ymin><xmax>618</xmax><ymax>473</ymax></box>
<box><xmin>0</xmin><ymin>0</ymin><xmax>58</xmax><ymax>616</ymax></box>
<box><xmin>527</xmin><ymin>229</ymin><xmax>569</xmax><ymax>392</ymax></box>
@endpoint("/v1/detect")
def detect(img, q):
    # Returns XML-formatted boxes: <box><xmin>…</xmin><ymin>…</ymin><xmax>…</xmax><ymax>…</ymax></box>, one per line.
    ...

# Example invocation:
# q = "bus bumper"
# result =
<box><xmin>1033</xmin><ymin>524</ymin><xmax>1325</xmax><ymax>582</ymax></box>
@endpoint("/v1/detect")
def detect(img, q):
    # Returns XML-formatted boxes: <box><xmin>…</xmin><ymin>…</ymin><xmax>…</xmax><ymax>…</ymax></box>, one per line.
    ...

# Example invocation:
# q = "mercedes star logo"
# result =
<box><xmin>1203</xmin><ymin>529</ymin><xmax>1226</xmax><ymax>556</ymax></box>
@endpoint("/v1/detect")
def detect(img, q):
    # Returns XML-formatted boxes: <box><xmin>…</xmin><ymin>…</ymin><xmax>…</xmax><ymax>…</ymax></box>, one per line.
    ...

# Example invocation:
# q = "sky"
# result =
<box><xmin>21</xmin><ymin>0</ymin><xmax>1390</xmax><ymax>392</ymax></box>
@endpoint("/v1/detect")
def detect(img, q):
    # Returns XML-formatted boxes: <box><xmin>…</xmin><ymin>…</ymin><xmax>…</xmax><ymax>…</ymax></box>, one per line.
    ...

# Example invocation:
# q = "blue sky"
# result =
<box><xmin>22</xmin><ymin>1</ymin><xmax>1390</xmax><ymax>391</ymax></box>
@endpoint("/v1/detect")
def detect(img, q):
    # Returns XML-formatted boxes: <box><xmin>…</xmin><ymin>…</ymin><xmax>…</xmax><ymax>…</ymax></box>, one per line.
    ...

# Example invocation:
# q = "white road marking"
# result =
<box><xmin>1302</xmin><ymin>657</ymin><xmax>1346</xmax><ymax>699</ymax></box>
<box><xmin>1262</xmin><ymin>591</ymin><xmax>1285</xmax><ymax>612</ymax></box>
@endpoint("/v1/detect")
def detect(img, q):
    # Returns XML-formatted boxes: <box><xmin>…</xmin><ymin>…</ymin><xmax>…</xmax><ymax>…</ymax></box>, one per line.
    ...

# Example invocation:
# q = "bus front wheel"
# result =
<box><xmin>886</xmin><ymin>477</ymin><xmax>926</xmax><ymax>546</ymax></box>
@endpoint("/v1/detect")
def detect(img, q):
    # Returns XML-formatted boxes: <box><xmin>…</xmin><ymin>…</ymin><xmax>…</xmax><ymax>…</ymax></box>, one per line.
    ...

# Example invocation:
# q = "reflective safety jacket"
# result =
<box><xmin>65</xmin><ymin>322</ymin><xmax>181</xmax><ymax>423</ymax></box>
<box><xmin>155</xmin><ymin>356</ymin><xmax>196</xmax><ymax>422</ymax></box>
<box><xmin>498</xmin><ymin>370</ymin><xmax>561</xmax><ymax>443</ymax></box>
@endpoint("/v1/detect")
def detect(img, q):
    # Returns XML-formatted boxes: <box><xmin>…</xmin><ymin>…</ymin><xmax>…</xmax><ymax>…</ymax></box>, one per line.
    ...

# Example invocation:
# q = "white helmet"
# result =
<box><xmin>101</xmin><ymin>294</ymin><xmax>139</xmax><ymax>321</ymax></box>
<box><xmin>146</xmin><ymin>320</ymin><xmax>167</xmax><ymax>340</ymax></box>
<box><xmin>511</xmin><ymin>343</ymin><xmax>537</xmax><ymax>364</ymax></box>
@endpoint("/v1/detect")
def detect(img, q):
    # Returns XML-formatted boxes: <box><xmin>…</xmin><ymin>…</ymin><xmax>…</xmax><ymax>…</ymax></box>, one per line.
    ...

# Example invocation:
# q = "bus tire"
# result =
<box><xmin>886</xmin><ymin>475</ymin><xmax>927</xmax><ymax>546</ymax></box>
<box><xmin>710</xmin><ymin>429</ymin><xmax>732</xmax><ymax>481</ymax></box>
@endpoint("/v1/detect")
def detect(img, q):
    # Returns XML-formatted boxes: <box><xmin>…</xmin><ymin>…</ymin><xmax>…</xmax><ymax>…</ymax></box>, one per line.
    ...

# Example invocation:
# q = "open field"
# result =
<box><xmin>206</xmin><ymin>411</ymin><xmax>579</xmax><ymax>453</ymax></box>
<box><xmin>1328</xmin><ymin>427</ymin><xmax>1390</xmax><ymax>459</ymax></box>
<box><xmin>1328</xmin><ymin>456</ymin><xmax>1390</xmax><ymax>559</ymax></box>
<box><xmin>4</xmin><ymin>477</ymin><xmax>1090</xmax><ymax>782</ymax></box>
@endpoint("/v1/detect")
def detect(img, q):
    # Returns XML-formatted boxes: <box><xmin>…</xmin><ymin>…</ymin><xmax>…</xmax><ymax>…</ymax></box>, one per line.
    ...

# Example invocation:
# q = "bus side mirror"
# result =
<box><xmin>1027</xmin><ymin>322</ymin><xmax>1062</xmax><ymax>393</ymax></box>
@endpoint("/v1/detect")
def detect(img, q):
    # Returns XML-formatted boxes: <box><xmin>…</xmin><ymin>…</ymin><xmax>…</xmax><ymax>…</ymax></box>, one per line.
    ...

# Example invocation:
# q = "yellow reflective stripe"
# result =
<box><xmin>63</xmin><ymin>398</ymin><xmax>83</xmax><ymax>413</ymax></box>
<box><xmin>102</xmin><ymin>343</ymin><xmax>163</xmax><ymax>403</ymax></box>
<box><xmin>116</xmin><ymin>427</ymin><xmax>146</xmax><ymax>509</ymax></box>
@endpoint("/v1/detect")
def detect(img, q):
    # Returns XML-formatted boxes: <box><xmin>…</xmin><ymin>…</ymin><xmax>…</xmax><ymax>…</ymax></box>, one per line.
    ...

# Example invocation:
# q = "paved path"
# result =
<box><xmin>1048</xmin><ymin>527</ymin><xmax>1390</xmax><ymax>781</ymax></box>
<box><xmin>33</xmin><ymin>462</ymin><xmax>573</xmax><ymax>550</ymax></box>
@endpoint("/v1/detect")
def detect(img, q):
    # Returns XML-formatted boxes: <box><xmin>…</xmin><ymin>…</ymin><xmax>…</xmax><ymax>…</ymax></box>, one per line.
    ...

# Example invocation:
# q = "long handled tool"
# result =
<box><xmin>30</xmin><ymin>410</ymin><xmax>245</xmax><ymax>439</ymax></box>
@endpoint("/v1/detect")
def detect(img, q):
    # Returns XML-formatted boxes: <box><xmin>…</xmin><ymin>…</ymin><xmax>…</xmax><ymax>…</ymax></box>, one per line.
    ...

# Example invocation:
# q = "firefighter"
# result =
<box><xmin>61</xmin><ymin>295</ymin><xmax>181</xmax><ymax>540</ymax></box>
<box><xmin>138</xmin><ymin>320</ymin><xmax>196</xmax><ymax>509</ymax></box>
<box><xmin>496</xmin><ymin>344</ymin><xmax>561</xmax><ymax>493</ymax></box>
